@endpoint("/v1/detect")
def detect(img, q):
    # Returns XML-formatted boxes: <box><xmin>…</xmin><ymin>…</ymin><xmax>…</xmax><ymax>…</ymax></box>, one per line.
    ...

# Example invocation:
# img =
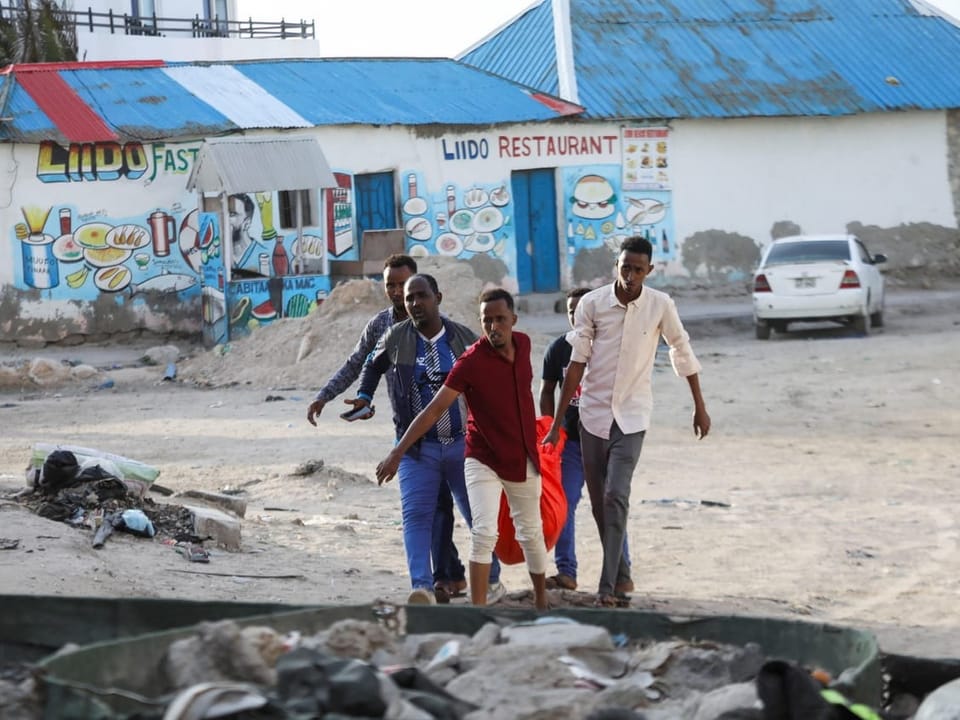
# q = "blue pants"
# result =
<box><xmin>432</xmin><ymin>481</ymin><xmax>464</xmax><ymax>584</ymax></box>
<box><xmin>554</xmin><ymin>438</ymin><xmax>631</xmax><ymax>582</ymax></box>
<box><xmin>398</xmin><ymin>437</ymin><xmax>500</xmax><ymax>590</ymax></box>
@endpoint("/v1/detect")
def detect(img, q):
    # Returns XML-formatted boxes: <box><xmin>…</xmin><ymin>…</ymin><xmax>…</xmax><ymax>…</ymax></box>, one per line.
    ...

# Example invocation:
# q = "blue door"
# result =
<box><xmin>511</xmin><ymin>169</ymin><xmax>559</xmax><ymax>293</ymax></box>
<box><xmin>354</xmin><ymin>171</ymin><xmax>397</xmax><ymax>245</ymax></box>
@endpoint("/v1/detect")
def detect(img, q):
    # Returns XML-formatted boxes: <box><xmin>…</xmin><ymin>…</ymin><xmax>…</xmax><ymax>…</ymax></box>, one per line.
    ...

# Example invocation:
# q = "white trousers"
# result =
<box><xmin>464</xmin><ymin>458</ymin><xmax>547</xmax><ymax>575</ymax></box>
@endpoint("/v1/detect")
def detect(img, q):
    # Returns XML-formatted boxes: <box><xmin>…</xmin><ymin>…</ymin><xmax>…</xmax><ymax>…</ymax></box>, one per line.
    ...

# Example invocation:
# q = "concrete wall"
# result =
<box><xmin>2</xmin><ymin>109</ymin><xmax>957</xmax><ymax>343</ymax></box>
<box><xmin>670</xmin><ymin>111</ymin><xmax>959</xmax><ymax>284</ymax></box>
<box><xmin>71</xmin><ymin>0</ymin><xmax>319</xmax><ymax>62</ymax></box>
<box><xmin>76</xmin><ymin>32</ymin><xmax>320</xmax><ymax>61</ymax></box>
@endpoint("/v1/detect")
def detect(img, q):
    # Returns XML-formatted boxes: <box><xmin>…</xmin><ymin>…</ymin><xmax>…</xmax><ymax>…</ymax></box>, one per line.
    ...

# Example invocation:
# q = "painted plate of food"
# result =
<box><xmin>402</xmin><ymin>196</ymin><xmax>428</xmax><ymax>216</ymax></box>
<box><xmin>53</xmin><ymin>234</ymin><xmax>83</xmax><ymax>262</ymax></box>
<box><xmin>464</xmin><ymin>187</ymin><xmax>489</xmax><ymax>209</ymax></box>
<box><xmin>73</xmin><ymin>222</ymin><xmax>112</xmax><ymax>249</ymax></box>
<box><xmin>448</xmin><ymin>209</ymin><xmax>474</xmax><ymax>236</ymax></box>
<box><xmin>84</xmin><ymin>245</ymin><xmax>132</xmax><ymax>268</ymax></box>
<box><xmin>473</xmin><ymin>207</ymin><xmax>504</xmax><ymax>233</ymax></box>
<box><xmin>435</xmin><ymin>233</ymin><xmax>464</xmax><ymax>257</ymax></box>
<box><xmin>292</xmin><ymin>234</ymin><xmax>325</xmax><ymax>259</ymax></box>
<box><xmin>625</xmin><ymin>197</ymin><xmax>668</xmax><ymax>225</ymax></box>
<box><xmin>409</xmin><ymin>243</ymin><xmax>430</xmax><ymax>259</ymax></box>
<box><xmin>94</xmin><ymin>265</ymin><xmax>132</xmax><ymax>292</ymax></box>
<box><xmin>105</xmin><ymin>224</ymin><xmax>150</xmax><ymax>250</ymax></box>
<box><xmin>464</xmin><ymin>233</ymin><xmax>496</xmax><ymax>253</ymax></box>
<box><xmin>489</xmin><ymin>185</ymin><xmax>510</xmax><ymax>207</ymax></box>
<box><xmin>405</xmin><ymin>217</ymin><xmax>433</xmax><ymax>241</ymax></box>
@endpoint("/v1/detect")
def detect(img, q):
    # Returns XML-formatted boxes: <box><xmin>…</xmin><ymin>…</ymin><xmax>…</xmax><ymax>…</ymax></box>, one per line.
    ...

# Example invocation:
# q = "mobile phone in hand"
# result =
<box><xmin>340</xmin><ymin>404</ymin><xmax>374</xmax><ymax>422</ymax></box>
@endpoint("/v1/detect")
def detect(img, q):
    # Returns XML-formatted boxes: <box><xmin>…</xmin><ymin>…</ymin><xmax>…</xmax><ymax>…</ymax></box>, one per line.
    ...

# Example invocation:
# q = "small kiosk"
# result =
<box><xmin>186</xmin><ymin>135</ymin><xmax>337</xmax><ymax>346</ymax></box>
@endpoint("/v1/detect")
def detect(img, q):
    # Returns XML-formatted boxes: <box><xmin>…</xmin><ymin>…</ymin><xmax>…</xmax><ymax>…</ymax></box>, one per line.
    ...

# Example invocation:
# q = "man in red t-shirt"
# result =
<box><xmin>377</xmin><ymin>288</ymin><xmax>548</xmax><ymax>611</ymax></box>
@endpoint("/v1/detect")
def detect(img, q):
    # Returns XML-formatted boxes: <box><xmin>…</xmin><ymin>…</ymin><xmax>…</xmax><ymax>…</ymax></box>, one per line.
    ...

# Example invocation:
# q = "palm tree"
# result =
<box><xmin>0</xmin><ymin>0</ymin><xmax>78</xmax><ymax>65</ymax></box>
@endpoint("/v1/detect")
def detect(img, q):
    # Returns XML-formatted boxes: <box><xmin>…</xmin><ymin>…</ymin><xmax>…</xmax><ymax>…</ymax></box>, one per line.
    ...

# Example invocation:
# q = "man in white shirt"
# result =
<box><xmin>543</xmin><ymin>235</ymin><xmax>711</xmax><ymax>607</ymax></box>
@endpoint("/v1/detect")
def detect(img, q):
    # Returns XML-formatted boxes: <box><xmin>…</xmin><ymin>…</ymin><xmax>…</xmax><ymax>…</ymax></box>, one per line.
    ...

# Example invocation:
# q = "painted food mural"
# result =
<box><xmin>14</xmin><ymin>205</ymin><xmax>200</xmax><ymax>296</ymax></box>
<box><xmin>400</xmin><ymin>172</ymin><xmax>511</xmax><ymax>262</ymax></box>
<box><xmin>562</xmin><ymin>166</ymin><xmax>675</xmax><ymax>262</ymax></box>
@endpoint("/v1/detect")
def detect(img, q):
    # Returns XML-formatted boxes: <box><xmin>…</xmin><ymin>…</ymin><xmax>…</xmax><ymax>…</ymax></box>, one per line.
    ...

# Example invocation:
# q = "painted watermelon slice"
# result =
<box><xmin>252</xmin><ymin>299</ymin><xmax>277</xmax><ymax>321</ymax></box>
<box><xmin>285</xmin><ymin>293</ymin><xmax>310</xmax><ymax>318</ymax></box>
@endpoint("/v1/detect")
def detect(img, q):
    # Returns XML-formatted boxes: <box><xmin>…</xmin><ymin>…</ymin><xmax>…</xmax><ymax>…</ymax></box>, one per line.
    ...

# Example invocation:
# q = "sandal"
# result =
<box><xmin>546</xmin><ymin>573</ymin><xmax>577</xmax><ymax>591</ymax></box>
<box><xmin>434</xmin><ymin>579</ymin><xmax>467</xmax><ymax>598</ymax></box>
<box><xmin>593</xmin><ymin>593</ymin><xmax>631</xmax><ymax>608</ymax></box>
<box><xmin>593</xmin><ymin>593</ymin><xmax>619</xmax><ymax>608</ymax></box>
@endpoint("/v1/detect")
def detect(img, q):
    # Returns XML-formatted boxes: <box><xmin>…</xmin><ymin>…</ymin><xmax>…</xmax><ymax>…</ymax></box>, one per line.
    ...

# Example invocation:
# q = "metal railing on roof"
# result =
<box><xmin>0</xmin><ymin>3</ymin><xmax>314</xmax><ymax>40</ymax></box>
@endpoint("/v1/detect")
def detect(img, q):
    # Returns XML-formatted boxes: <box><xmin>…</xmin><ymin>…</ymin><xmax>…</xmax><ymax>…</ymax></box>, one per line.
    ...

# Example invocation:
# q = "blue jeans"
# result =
<box><xmin>432</xmin><ymin>481</ymin><xmax>464</xmax><ymax>584</ymax></box>
<box><xmin>555</xmin><ymin>438</ymin><xmax>631</xmax><ymax>582</ymax></box>
<box><xmin>398</xmin><ymin>437</ymin><xmax>500</xmax><ymax>590</ymax></box>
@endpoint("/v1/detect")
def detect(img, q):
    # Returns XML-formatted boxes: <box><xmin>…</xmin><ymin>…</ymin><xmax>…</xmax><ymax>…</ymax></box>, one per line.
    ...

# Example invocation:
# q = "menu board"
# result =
<box><xmin>621</xmin><ymin>127</ymin><xmax>670</xmax><ymax>190</ymax></box>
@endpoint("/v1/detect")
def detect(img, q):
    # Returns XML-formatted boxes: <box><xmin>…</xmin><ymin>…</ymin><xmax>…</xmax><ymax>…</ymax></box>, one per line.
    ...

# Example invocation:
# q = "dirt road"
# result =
<box><xmin>1</xmin><ymin>283</ymin><xmax>958</xmax><ymax>658</ymax></box>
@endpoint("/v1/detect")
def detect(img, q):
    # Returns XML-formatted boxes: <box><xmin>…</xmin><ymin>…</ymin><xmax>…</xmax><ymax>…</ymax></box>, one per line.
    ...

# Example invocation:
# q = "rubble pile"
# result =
<box><xmin>11</xmin><ymin>446</ymin><xmax>211</xmax><ymax>549</ymax></box>
<box><xmin>179</xmin><ymin>258</ymin><xmax>490</xmax><ymax>390</ymax></box>
<box><xmin>32</xmin><ymin>614</ymin><xmax>907</xmax><ymax>720</ymax></box>
<box><xmin>0</xmin><ymin>357</ymin><xmax>100</xmax><ymax>391</ymax></box>
<box><xmin>14</xmin><ymin>478</ymin><xmax>201</xmax><ymax>545</ymax></box>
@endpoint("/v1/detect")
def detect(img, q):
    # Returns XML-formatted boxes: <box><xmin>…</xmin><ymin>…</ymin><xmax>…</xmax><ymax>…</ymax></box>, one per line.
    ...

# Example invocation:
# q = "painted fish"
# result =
<box><xmin>128</xmin><ymin>272</ymin><xmax>197</xmax><ymax>296</ymax></box>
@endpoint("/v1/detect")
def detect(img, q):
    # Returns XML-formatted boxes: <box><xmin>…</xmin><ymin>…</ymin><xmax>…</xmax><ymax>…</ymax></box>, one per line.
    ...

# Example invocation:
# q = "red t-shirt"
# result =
<box><xmin>445</xmin><ymin>331</ymin><xmax>540</xmax><ymax>482</ymax></box>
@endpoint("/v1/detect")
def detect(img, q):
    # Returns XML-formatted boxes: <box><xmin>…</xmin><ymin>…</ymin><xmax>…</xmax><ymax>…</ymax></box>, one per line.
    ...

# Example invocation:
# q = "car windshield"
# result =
<box><xmin>764</xmin><ymin>240</ymin><xmax>850</xmax><ymax>266</ymax></box>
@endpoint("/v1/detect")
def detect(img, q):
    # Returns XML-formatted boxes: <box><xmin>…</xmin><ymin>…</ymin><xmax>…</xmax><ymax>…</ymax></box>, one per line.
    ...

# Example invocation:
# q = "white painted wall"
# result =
<box><xmin>1</xmin><ymin>109</ymin><xmax>956</xmax><ymax>340</ymax></box>
<box><xmin>70</xmin><ymin>0</ymin><xmax>319</xmax><ymax>62</ymax></box>
<box><xmin>670</xmin><ymin>111</ymin><xmax>954</xmax><ymax>248</ymax></box>
<box><xmin>77</xmin><ymin>32</ymin><xmax>320</xmax><ymax>61</ymax></box>
<box><xmin>70</xmin><ymin>0</ymin><xmax>239</xmax><ymax>21</ymax></box>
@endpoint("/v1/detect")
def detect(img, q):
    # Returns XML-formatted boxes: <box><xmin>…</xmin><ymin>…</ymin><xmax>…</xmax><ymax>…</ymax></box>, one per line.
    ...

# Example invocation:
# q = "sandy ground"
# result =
<box><xmin>1</xmin><ymin>282</ymin><xmax>959</xmax><ymax>659</ymax></box>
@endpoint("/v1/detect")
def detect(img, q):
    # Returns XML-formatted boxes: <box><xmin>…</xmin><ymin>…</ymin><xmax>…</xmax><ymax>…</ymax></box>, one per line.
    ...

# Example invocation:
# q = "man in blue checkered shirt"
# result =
<box><xmin>307</xmin><ymin>255</ymin><xmax>466</xmax><ymax>598</ymax></box>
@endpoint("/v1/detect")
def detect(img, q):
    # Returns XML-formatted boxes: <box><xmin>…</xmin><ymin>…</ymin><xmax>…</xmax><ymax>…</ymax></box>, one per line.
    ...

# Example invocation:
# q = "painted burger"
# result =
<box><xmin>571</xmin><ymin>175</ymin><xmax>616</xmax><ymax>219</ymax></box>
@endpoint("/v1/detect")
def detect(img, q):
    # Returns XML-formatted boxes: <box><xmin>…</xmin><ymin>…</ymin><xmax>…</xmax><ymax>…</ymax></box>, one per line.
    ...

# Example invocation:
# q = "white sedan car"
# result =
<box><xmin>752</xmin><ymin>234</ymin><xmax>887</xmax><ymax>339</ymax></box>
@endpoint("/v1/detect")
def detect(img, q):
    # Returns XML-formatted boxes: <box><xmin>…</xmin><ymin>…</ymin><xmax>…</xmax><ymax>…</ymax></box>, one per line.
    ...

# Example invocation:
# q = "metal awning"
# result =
<box><xmin>186</xmin><ymin>134</ymin><xmax>336</xmax><ymax>194</ymax></box>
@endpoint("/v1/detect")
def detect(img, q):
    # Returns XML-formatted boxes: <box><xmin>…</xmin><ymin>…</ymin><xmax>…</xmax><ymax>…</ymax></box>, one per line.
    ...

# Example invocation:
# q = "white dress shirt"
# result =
<box><xmin>570</xmin><ymin>283</ymin><xmax>701</xmax><ymax>439</ymax></box>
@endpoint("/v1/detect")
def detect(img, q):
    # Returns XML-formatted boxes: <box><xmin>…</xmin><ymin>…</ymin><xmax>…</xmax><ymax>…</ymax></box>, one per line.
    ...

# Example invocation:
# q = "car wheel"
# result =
<box><xmin>870</xmin><ymin>299</ymin><xmax>885</xmax><ymax>328</ymax></box>
<box><xmin>852</xmin><ymin>309</ymin><xmax>870</xmax><ymax>335</ymax></box>
<box><xmin>755</xmin><ymin>321</ymin><xmax>771</xmax><ymax>340</ymax></box>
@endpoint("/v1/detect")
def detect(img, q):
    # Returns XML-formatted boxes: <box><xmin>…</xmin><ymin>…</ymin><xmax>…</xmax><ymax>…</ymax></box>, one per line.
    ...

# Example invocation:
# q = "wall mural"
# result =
<box><xmin>399</xmin><ymin>172</ymin><xmax>512</xmax><ymax>264</ymax></box>
<box><xmin>562</xmin><ymin>165</ymin><xmax>676</xmax><ymax>262</ymax></box>
<box><xmin>224</xmin><ymin>189</ymin><xmax>331</xmax><ymax>340</ymax></box>
<box><xmin>225</xmin><ymin>274</ymin><xmax>328</xmax><ymax>339</ymax></box>
<box><xmin>12</xmin><ymin>141</ymin><xmax>334</xmax><ymax>344</ymax></box>
<box><xmin>14</xmin><ymin>203</ymin><xmax>200</xmax><ymax>298</ymax></box>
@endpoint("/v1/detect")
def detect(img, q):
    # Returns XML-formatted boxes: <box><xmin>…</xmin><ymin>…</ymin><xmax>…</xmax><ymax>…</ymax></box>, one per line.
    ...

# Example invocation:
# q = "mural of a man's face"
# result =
<box><xmin>228</xmin><ymin>195</ymin><xmax>253</xmax><ymax>242</ymax></box>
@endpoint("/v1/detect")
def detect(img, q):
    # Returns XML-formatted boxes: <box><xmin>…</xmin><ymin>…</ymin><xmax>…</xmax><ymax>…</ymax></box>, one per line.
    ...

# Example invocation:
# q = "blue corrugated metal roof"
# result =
<box><xmin>0</xmin><ymin>83</ymin><xmax>58</xmax><ymax>139</ymax></box>
<box><xmin>61</xmin><ymin>67</ymin><xmax>235</xmax><ymax>140</ymax></box>
<box><xmin>234</xmin><ymin>58</ymin><xmax>574</xmax><ymax>126</ymax></box>
<box><xmin>461</xmin><ymin>0</ymin><xmax>960</xmax><ymax>118</ymax></box>
<box><xmin>459</xmin><ymin>1</ymin><xmax>560</xmax><ymax>97</ymax></box>
<box><xmin>0</xmin><ymin>57</ymin><xmax>581</xmax><ymax>144</ymax></box>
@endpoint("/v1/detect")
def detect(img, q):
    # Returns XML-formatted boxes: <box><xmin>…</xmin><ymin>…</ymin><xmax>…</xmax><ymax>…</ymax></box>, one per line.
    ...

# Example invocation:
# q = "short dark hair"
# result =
<box><xmin>384</xmin><ymin>254</ymin><xmax>417</xmax><ymax>273</ymax></box>
<box><xmin>479</xmin><ymin>287</ymin><xmax>514</xmax><ymax>311</ymax></box>
<box><xmin>620</xmin><ymin>236</ymin><xmax>653</xmax><ymax>259</ymax></box>
<box><xmin>229</xmin><ymin>193</ymin><xmax>255</xmax><ymax>219</ymax></box>
<box><xmin>566</xmin><ymin>287</ymin><xmax>591</xmax><ymax>300</ymax></box>
<box><xmin>408</xmin><ymin>273</ymin><xmax>439</xmax><ymax>295</ymax></box>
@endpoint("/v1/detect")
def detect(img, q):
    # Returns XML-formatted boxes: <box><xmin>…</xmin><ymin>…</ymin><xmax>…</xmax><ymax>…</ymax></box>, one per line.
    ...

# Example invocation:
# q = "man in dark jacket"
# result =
<box><xmin>355</xmin><ymin>274</ymin><xmax>502</xmax><ymax>604</ymax></box>
<box><xmin>307</xmin><ymin>255</ymin><xmax>465</xmax><ymax>599</ymax></box>
<box><xmin>375</xmin><ymin>288</ymin><xmax>546</xmax><ymax>611</ymax></box>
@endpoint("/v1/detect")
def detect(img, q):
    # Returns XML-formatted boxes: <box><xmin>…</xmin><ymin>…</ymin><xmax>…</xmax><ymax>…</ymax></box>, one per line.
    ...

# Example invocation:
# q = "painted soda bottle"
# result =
<box><xmin>272</xmin><ymin>236</ymin><xmax>289</xmax><ymax>277</ymax></box>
